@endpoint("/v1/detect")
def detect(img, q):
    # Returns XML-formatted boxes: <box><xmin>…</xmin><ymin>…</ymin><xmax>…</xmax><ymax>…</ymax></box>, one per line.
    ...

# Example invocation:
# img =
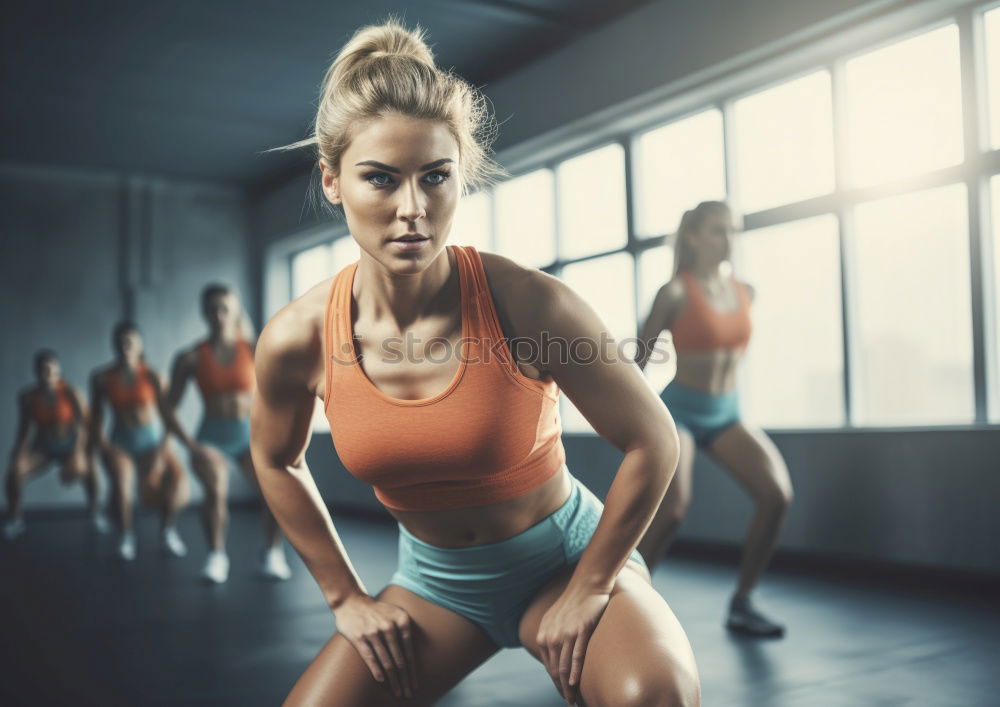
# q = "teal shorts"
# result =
<box><xmin>659</xmin><ymin>380</ymin><xmax>741</xmax><ymax>447</ymax></box>
<box><xmin>387</xmin><ymin>470</ymin><xmax>649</xmax><ymax>648</ymax></box>
<box><xmin>110</xmin><ymin>422</ymin><xmax>162</xmax><ymax>457</ymax></box>
<box><xmin>32</xmin><ymin>429</ymin><xmax>78</xmax><ymax>461</ymax></box>
<box><xmin>196</xmin><ymin>415</ymin><xmax>251</xmax><ymax>461</ymax></box>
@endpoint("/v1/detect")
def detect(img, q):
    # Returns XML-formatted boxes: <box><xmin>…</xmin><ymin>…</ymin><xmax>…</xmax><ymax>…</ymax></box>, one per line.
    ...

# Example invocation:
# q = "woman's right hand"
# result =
<box><xmin>333</xmin><ymin>593</ymin><xmax>417</xmax><ymax>699</ymax></box>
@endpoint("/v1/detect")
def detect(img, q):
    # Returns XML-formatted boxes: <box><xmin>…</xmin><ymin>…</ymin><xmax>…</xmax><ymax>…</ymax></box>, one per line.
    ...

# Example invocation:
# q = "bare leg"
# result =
<box><xmin>190</xmin><ymin>451</ymin><xmax>228</xmax><ymax>552</ymax></box>
<box><xmin>5</xmin><ymin>450</ymin><xmax>49</xmax><ymax>520</ymax></box>
<box><xmin>100</xmin><ymin>447</ymin><xmax>135</xmax><ymax>534</ymax></box>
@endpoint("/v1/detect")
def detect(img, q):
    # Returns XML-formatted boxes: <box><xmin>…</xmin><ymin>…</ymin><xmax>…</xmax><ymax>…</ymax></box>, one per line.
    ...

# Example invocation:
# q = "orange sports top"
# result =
<box><xmin>106</xmin><ymin>364</ymin><xmax>157</xmax><ymax>412</ymax></box>
<box><xmin>323</xmin><ymin>244</ymin><xmax>566</xmax><ymax>512</ymax></box>
<box><xmin>30</xmin><ymin>381</ymin><xmax>76</xmax><ymax>427</ymax></box>
<box><xmin>195</xmin><ymin>339</ymin><xmax>255</xmax><ymax>397</ymax></box>
<box><xmin>670</xmin><ymin>271</ymin><xmax>753</xmax><ymax>353</ymax></box>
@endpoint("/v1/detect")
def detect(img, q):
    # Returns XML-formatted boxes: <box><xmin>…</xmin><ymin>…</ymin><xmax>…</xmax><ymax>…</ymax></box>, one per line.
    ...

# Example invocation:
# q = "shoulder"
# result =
<box><xmin>255</xmin><ymin>278</ymin><xmax>331</xmax><ymax>391</ymax></box>
<box><xmin>16</xmin><ymin>387</ymin><xmax>35</xmax><ymax>405</ymax></box>
<box><xmin>89</xmin><ymin>364</ymin><xmax>114</xmax><ymax>387</ymax></box>
<box><xmin>478</xmin><ymin>249</ymin><xmax>561</xmax><ymax>313</ymax></box>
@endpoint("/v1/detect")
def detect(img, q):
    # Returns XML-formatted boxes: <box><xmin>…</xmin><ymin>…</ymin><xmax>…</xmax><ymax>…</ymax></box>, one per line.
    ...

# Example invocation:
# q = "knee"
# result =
<box><xmin>661</xmin><ymin>496</ymin><xmax>691</xmax><ymax>527</ymax></box>
<box><xmin>612</xmin><ymin>667</ymin><xmax>700</xmax><ymax>707</ymax></box>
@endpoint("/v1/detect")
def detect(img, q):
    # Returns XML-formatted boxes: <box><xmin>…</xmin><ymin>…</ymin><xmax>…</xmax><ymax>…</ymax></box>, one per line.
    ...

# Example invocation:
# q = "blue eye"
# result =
<box><xmin>423</xmin><ymin>170</ymin><xmax>451</xmax><ymax>185</ymax></box>
<box><xmin>367</xmin><ymin>173</ymin><xmax>393</xmax><ymax>187</ymax></box>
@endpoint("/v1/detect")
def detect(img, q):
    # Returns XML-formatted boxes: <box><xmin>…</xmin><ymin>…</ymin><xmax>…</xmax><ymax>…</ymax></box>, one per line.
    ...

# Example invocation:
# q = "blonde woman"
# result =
<box><xmin>163</xmin><ymin>284</ymin><xmax>291</xmax><ymax>584</ymax></box>
<box><xmin>252</xmin><ymin>19</ymin><xmax>700</xmax><ymax>706</ymax></box>
<box><xmin>636</xmin><ymin>201</ymin><xmax>794</xmax><ymax>638</ymax></box>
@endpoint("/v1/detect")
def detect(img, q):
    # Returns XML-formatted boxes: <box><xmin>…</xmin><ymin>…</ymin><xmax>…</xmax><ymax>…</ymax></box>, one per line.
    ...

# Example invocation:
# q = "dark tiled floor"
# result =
<box><xmin>1</xmin><ymin>507</ymin><xmax>997</xmax><ymax>706</ymax></box>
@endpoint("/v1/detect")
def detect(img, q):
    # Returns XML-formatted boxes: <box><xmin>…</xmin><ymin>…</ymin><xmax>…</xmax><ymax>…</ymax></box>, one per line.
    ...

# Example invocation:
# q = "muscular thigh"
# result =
<box><xmin>706</xmin><ymin>422</ymin><xmax>791</xmax><ymax>501</ymax></box>
<box><xmin>284</xmin><ymin>584</ymin><xmax>500</xmax><ymax>707</ymax></box>
<box><xmin>519</xmin><ymin>563</ymin><xmax>699</xmax><ymax>706</ymax></box>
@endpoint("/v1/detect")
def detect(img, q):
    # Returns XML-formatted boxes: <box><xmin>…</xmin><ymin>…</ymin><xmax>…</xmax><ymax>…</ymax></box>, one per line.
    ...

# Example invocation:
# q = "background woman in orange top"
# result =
<box><xmin>4</xmin><ymin>349</ymin><xmax>105</xmax><ymax>539</ymax></box>
<box><xmin>89</xmin><ymin>321</ymin><xmax>190</xmax><ymax>561</ymax></box>
<box><xmin>163</xmin><ymin>284</ymin><xmax>290</xmax><ymax>584</ymax></box>
<box><xmin>250</xmin><ymin>20</ymin><xmax>699</xmax><ymax>706</ymax></box>
<box><xmin>635</xmin><ymin>200</ymin><xmax>794</xmax><ymax>638</ymax></box>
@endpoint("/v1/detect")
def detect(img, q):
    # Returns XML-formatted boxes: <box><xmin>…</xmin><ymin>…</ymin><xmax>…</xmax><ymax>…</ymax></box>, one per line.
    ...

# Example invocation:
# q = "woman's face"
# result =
<box><xmin>36</xmin><ymin>358</ymin><xmax>60</xmax><ymax>387</ymax></box>
<box><xmin>320</xmin><ymin>114</ymin><xmax>461</xmax><ymax>272</ymax></box>
<box><xmin>203</xmin><ymin>292</ymin><xmax>239</xmax><ymax>332</ymax></box>
<box><xmin>116</xmin><ymin>330</ymin><xmax>144</xmax><ymax>360</ymax></box>
<box><xmin>692</xmin><ymin>210</ymin><xmax>736</xmax><ymax>263</ymax></box>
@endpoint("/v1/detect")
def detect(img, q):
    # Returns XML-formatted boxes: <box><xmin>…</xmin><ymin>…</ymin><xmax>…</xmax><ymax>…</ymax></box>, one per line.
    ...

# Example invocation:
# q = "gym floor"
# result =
<box><xmin>1</xmin><ymin>507</ymin><xmax>996</xmax><ymax>706</ymax></box>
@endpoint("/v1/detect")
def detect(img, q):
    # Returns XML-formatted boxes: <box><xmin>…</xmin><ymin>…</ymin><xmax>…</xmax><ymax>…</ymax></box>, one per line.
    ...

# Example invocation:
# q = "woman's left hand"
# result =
<box><xmin>536</xmin><ymin>585</ymin><xmax>611</xmax><ymax>705</ymax></box>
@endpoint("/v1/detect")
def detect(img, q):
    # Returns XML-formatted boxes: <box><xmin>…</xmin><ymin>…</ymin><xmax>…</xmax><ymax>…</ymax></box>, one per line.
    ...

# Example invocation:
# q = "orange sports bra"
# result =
<box><xmin>669</xmin><ymin>271</ymin><xmax>753</xmax><ymax>353</ymax></box>
<box><xmin>106</xmin><ymin>364</ymin><xmax>157</xmax><ymax>412</ymax></box>
<box><xmin>323</xmin><ymin>244</ymin><xmax>566</xmax><ymax>512</ymax></box>
<box><xmin>194</xmin><ymin>339</ymin><xmax>255</xmax><ymax>397</ymax></box>
<box><xmin>30</xmin><ymin>381</ymin><xmax>76</xmax><ymax>427</ymax></box>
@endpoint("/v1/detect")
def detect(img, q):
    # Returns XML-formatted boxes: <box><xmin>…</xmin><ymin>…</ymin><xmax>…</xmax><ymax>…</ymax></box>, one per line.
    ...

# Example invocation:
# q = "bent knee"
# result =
<box><xmin>601</xmin><ymin>667</ymin><xmax>700</xmax><ymax>707</ymax></box>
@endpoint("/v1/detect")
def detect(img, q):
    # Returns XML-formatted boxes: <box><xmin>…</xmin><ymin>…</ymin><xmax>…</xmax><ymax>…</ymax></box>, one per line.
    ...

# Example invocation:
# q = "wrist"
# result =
<box><xmin>327</xmin><ymin>587</ymin><xmax>367</xmax><ymax>612</ymax></box>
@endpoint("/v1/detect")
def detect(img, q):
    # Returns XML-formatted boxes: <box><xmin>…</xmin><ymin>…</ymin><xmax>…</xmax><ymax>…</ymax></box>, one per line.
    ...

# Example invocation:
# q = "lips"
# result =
<box><xmin>393</xmin><ymin>235</ymin><xmax>429</xmax><ymax>242</ymax></box>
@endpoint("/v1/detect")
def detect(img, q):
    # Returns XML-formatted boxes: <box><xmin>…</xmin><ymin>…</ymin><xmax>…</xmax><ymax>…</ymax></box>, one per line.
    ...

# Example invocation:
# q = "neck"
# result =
<box><xmin>210</xmin><ymin>326</ymin><xmax>239</xmax><ymax>344</ymax></box>
<box><xmin>353</xmin><ymin>246</ymin><xmax>454</xmax><ymax>332</ymax></box>
<box><xmin>689</xmin><ymin>259</ymin><xmax>727</xmax><ymax>280</ymax></box>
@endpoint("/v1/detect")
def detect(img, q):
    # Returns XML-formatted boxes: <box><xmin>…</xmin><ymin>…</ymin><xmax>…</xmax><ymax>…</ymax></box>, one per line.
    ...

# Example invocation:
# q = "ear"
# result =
<box><xmin>319</xmin><ymin>159</ymin><xmax>342</xmax><ymax>205</ymax></box>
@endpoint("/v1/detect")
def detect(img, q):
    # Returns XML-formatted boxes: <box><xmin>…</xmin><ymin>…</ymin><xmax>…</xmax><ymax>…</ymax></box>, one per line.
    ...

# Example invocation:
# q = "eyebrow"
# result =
<box><xmin>355</xmin><ymin>158</ymin><xmax>454</xmax><ymax>173</ymax></box>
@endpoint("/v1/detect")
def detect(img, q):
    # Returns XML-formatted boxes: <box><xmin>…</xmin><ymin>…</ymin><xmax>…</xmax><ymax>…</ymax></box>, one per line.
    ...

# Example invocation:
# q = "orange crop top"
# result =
<box><xmin>670</xmin><ymin>271</ymin><xmax>753</xmax><ymax>353</ymax></box>
<box><xmin>194</xmin><ymin>339</ymin><xmax>255</xmax><ymax>397</ymax></box>
<box><xmin>30</xmin><ymin>381</ymin><xmax>77</xmax><ymax>427</ymax></box>
<box><xmin>106</xmin><ymin>364</ymin><xmax>157</xmax><ymax>412</ymax></box>
<box><xmin>323</xmin><ymin>244</ymin><xmax>567</xmax><ymax>512</ymax></box>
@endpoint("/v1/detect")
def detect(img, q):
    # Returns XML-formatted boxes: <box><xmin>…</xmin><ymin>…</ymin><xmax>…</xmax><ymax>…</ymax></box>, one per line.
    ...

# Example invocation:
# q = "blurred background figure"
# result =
<box><xmin>635</xmin><ymin>201</ymin><xmax>793</xmax><ymax>638</ymax></box>
<box><xmin>88</xmin><ymin>321</ymin><xmax>190</xmax><ymax>561</ymax></box>
<box><xmin>4</xmin><ymin>350</ymin><xmax>105</xmax><ymax>539</ymax></box>
<box><xmin>163</xmin><ymin>284</ymin><xmax>290</xmax><ymax>584</ymax></box>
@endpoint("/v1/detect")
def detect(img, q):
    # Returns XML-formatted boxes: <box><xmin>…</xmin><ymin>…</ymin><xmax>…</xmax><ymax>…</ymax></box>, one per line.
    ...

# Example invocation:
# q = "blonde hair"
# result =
<box><xmin>266</xmin><ymin>17</ymin><xmax>504</xmax><ymax>213</ymax></box>
<box><xmin>671</xmin><ymin>201</ymin><xmax>734</xmax><ymax>277</ymax></box>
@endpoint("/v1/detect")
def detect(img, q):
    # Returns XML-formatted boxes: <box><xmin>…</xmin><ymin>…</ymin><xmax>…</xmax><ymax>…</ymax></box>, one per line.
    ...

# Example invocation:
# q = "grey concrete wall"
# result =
<box><xmin>0</xmin><ymin>162</ymin><xmax>258</xmax><ymax>509</ymax></box>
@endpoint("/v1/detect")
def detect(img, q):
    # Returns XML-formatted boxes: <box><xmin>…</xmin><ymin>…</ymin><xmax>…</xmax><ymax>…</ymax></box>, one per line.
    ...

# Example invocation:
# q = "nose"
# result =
<box><xmin>396</xmin><ymin>179</ymin><xmax>427</xmax><ymax>224</ymax></box>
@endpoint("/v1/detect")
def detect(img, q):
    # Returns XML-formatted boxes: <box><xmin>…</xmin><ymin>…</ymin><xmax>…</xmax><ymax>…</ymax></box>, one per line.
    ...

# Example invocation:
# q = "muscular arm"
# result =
<box><xmin>250</xmin><ymin>303</ymin><xmax>367</xmax><ymax>610</ymax></box>
<box><xmin>635</xmin><ymin>281</ymin><xmax>681</xmax><ymax>371</ymax></box>
<box><xmin>9</xmin><ymin>392</ymin><xmax>33</xmax><ymax>462</ymax></box>
<box><xmin>86</xmin><ymin>372</ymin><xmax>106</xmax><ymax>457</ymax></box>
<box><xmin>507</xmin><ymin>263</ymin><xmax>681</xmax><ymax>594</ymax></box>
<box><xmin>161</xmin><ymin>351</ymin><xmax>199</xmax><ymax>450</ymax></box>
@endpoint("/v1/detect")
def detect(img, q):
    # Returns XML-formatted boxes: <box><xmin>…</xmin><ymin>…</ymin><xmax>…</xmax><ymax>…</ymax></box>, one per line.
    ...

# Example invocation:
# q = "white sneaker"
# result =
<box><xmin>260</xmin><ymin>545</ymin><xmax>291</xmax><ymax>581</ymax></box>
<box><xmin>202</xmin><ymin>550</ymin><xmax>229</xmax><ymax>584</ymax></box>
<box><xmin>118</xmin><ymin>531</ymin><xmax>136</xmax><ymax>561</ymax></box>
<box><xmin>3</xmin><ymin>516</ymin><xmax>26</xmax><ymax>540</ymax></box>
<box><xmin>161</xmin><ymin>527</ymin><xmax>187</xmax><ymax>557</ymax></box>
<box><xmin>91</xmin><ymin>512</ymin><xmax>111</xmax><ymax>535</ymax></box>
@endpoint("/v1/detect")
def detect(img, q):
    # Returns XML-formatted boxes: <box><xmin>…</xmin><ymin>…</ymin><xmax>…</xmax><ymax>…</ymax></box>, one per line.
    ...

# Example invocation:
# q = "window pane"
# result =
<box><xmin>558</xmin><ymin>144</ymin><xmax>627</xmax><ymax>259</ymax></box>
<box><xmin>331</xmin><ymin>236</ymin><xmax>361</xmax><ymax>273</ymax></box>
<box><xmin>451</xmin><ymin>191</ymin><xmax>492</xmax><ymax>251</ymax></box>
<box><xmin>291</xmin><ymin>243</ymin><xmax>332</xmax><ymax>299</ymax></box>
<box><xmin>730</xmin><ymin>215</ymin><xmax>845</xmax><ymax>427</ymax></box>
<box><xmin>984</xmin><ymin>7</ymin><xmax>1000</xmax><ymax>150</ymax></box>
<box><xmin>634</xmin><ymin>110</ymin><xmax>725</xmax><ymax>237</ymax></box>
<box><xmin>637</xmin><ymin>245</ymin><xmax>677</xmax><ymax>394</ymax></box>
<box><xmin>989</xmin><ymin>176</ymin><xmax>1000</xmax><ymax>422</ymax></box>
<box><xmin>844</xmin><ymin>25</ymin><xmax>963</xmax><ymax>187</ymax></box>
<box><xmin>495</xmin><ymin>169</ymin><xmax>556</xmax><ymax>268</ymax></box>
<box><xmin>852</xmin><ymin>183</ymin><xmax>973</xmax><ymax>424</ymax></box>
<box><xmin>734</xmin><ymin>71</ymin><xmax>835</xmax><ymax>212</ymax></box>
<box><xmin>557</xmin><ymin>253</ymin><xmax>636</xmax><ymax>433</ymax></box>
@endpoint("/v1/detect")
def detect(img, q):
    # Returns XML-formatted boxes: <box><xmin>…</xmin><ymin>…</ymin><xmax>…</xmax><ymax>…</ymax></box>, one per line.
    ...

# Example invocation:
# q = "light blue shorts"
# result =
<box><xmin>196</xmin><ymin>415</ymin><xmax>251</xmax><ymax>461</ymax></box>
<box><xmin>110</xmin><ymin>422</ymin><xmax>162</xmax><ymax>457</ymax></box>
<box><xmin>660</xmin><ymin>380</ymin><xmax>741</xmax><ymax>447</ymax></box>
<box><xmin>32</xmin><ymin>429</ymin><xmax>78</xmax><ymax>461</ymax></box>
<box><xmin>387</xmin><ymin>470</ymin><xmax>649</xmax><ymax>648</ymax></box>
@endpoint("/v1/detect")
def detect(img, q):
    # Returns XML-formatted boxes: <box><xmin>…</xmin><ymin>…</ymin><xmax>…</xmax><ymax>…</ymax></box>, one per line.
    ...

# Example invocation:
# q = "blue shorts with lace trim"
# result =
<box><xmin>387</xmin><ymin>468</ymin><xmax>649</xmax><ymax>648</ymax></box>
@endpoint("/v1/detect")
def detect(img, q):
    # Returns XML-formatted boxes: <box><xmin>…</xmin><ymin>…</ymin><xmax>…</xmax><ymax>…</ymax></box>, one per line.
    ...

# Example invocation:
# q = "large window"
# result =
<box><xmin>844</xmin><ymin>24</ymin><xmax>963</xmax><ymax>188</ymax></box>
<box><xmin>733</xmin><ymin>71</ymin><xmax>835</xmax><ymax>212</ymax></box>
<box><xmin>633</xmin><ymin>109</ymin><xmax>725</xmax><ymax>238</ymax></box>
<box><xmin>494</xmin><ymin>169</ymin><xmax>556</xmax><ymax>268</ymax></box>
<box><xmin>731</xmin><ymin>216</ymin><xmax>845</xmax><ymax>427</ymax></box>
<box><xmin>852</xmin><ymin>184</ymin><xmax>974</xmax><ymax>425</ymax></box>
<box><xmin>558</xmin><ymin>253</ymin><xmax>636</xmax><ymax>433</ymax></box>
<box><xmin>450</xmin><ymin>191</ymin><xmax>492</xmax><ymax>250</ymax></box>
<box><xmin>985</xmin><ymin>6</ymin><xmax>1000</xmax><ymax>149</ymax></box>
<box><xmin>557</xmin><ymin>144</ymin><xmax>628</xmax><ymax>259</ymax></box>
